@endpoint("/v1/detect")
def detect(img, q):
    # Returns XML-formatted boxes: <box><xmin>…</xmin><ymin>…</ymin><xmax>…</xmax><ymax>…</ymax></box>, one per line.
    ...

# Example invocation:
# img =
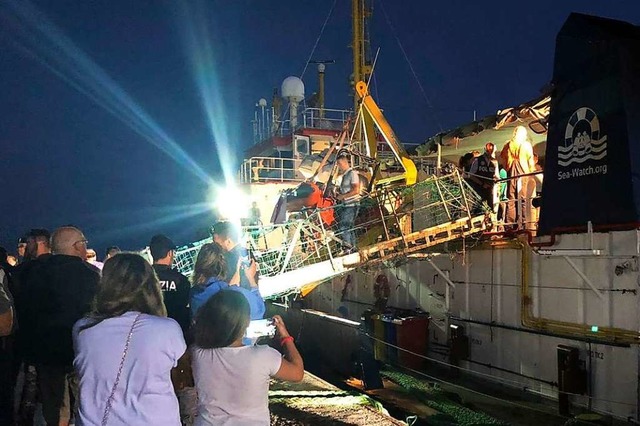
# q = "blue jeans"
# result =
<box><xmin>338</xmin><ymin>204</ymin><xmax>360</xmax><ymax>248</ymax></box>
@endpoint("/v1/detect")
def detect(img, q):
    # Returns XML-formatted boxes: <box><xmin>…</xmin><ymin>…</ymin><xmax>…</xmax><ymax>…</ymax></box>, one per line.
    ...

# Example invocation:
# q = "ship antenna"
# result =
<box><xmin>300</xmin><ymin>0</ymin><xmax>338</xmax><ymax>79</ymax></box>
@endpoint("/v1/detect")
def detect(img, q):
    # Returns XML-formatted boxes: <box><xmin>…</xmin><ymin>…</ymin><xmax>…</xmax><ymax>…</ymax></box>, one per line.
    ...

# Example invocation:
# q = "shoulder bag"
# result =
<box><xmin>101</xmin><ymin>312</ymin><xmax>142</xmax><ymax>426</ymax></box>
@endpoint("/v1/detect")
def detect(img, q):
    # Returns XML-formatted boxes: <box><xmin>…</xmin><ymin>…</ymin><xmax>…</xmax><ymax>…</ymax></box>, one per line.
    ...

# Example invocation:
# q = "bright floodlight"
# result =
<box><xmin>210</xmin><ymin>184</ymin><xmax>251</xmax><ymax>222</ymax></box>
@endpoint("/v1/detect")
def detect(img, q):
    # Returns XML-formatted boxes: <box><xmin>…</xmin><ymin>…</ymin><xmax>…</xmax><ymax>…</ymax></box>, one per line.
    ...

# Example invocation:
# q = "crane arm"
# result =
<box><xmin>355</xmin><ymin>81</ymin><xmax>418</xmax><ymax>186</ymax></box>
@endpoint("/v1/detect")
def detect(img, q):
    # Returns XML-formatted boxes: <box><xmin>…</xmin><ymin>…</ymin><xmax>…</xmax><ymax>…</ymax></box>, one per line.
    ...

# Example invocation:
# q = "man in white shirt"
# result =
<box><xmin>334</xmin><ymin>150</ymin><xmax>361</xmax><ymax>252</ymax></box>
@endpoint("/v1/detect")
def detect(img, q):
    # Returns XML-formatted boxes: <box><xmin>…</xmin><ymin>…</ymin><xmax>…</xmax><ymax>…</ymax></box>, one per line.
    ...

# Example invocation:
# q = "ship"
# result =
<box><xmin>173</xmin><ymin>3</ymin><xmax>640</xmax><ymax>423</ymax></box>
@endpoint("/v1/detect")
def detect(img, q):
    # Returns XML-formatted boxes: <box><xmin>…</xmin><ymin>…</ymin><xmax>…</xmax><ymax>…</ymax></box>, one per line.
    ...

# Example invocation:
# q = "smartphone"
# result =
<box><xmin>245</xmin><ymin>318</ymin><xmax>276</xmax><ymax>339</ymax></box>
<box><xmin>239</xmin><ymin>246</ymin><xmax>252</xmax><ymax>269</ymax></box>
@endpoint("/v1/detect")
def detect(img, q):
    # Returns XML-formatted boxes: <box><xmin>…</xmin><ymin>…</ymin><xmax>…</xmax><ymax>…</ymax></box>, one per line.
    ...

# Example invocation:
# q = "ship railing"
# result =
<box><xmin>464</xmin><ymin>170</ymin><xmax>544</xmax><ymax>232</ymax></box>
<box><xmin>239</xmin><ymin>156</ymin><xmax>304</xmax><ymax>184</ymax></box>
<box><xmin>495</xmin><ymin>172</ymin><xmax>544</xmax><ymax>232</ymax></box>
<box><xmin>270</xmin><ymin>107</ymin><xmax>351</xmax><ymax>136</ymax></box>
<box><xmin>301</xmin><ymin>107</ymin><xmax>351</xmax><ymax>130</ymax></box>
<box><xmin>374</xmin><ymin>154</ymin><xmax>453</xmax><ymax>176</ymax></box>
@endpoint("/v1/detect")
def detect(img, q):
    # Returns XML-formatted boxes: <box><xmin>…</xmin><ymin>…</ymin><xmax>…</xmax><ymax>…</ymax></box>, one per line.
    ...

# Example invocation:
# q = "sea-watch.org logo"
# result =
<box><xmin>557</xmin><ymin>107</ymin><xmax>608</xmax><ymax>180</ymax></box>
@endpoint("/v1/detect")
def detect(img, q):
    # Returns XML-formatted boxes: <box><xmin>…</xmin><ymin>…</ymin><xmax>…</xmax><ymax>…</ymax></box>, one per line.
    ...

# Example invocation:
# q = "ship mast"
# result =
<box><xmin>351</xmin><ymin>0</ymin><xmax>377</xmax><ymax>156</ymax></box>
<box><xmin>351</xmin><ymin>0</ymin><xmax>372</xmax><ymax>111</ymax></box>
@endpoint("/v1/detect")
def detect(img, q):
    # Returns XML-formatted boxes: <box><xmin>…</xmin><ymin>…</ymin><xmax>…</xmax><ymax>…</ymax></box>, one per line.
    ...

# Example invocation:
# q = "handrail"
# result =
<box><xmin>301</xmin><ymin>107</ymin><xmax>351</xmax><ymax>130</ymax></box>
<box><xmin>239</xmin><ymin>156</ymin><xmax>304</xmax><ymax>184</ymax></box>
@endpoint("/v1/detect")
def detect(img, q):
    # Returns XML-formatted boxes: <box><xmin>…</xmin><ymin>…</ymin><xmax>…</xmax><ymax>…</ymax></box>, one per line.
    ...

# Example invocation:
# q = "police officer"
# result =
<box><xmin>469</xmin><ymin>142</ymin><xmax>500</xmax><ymax>210</ymax></box>
<box><xmin>150</xmin><ymin>234</ymin><xmax>191</xmax><ymax>336</ymax></box>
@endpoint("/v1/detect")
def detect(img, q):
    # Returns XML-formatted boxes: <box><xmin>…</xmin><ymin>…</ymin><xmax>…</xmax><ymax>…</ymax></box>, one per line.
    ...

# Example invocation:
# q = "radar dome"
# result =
<box><xmin>258</xmin><ymin>98</ymin><xmax>267</xmax><ymax>107</ymax></box>
<box><xmin>281</xmin><ymin>76</ymin><xmax>305</xmax><ymax>102</ymax></box>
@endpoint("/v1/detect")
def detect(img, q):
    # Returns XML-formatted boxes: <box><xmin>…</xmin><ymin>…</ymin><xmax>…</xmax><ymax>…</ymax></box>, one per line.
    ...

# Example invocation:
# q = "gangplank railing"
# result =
<box><xmin>173</xmin><ymin>171</ymin><xmax>489</xmax><ymax>298</ymax></box>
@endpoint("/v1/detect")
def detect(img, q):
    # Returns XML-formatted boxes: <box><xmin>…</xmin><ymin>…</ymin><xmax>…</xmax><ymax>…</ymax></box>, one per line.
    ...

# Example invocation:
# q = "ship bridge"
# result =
<box><xmin>240</xmin><ymin>107</ymin><xmax>352</xmax><ymax>184</ymax></box>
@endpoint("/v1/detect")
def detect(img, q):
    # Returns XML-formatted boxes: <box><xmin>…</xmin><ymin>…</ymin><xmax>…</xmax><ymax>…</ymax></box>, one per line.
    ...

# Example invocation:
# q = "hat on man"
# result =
<box><xmin>337</xmin><ymin>149</ymin><xmax>351</xmax><ymax>159</ymax></box>
<box><xmin>149</xmin><ymin>234</ymin><xmax>176</xmax><ymax>261</ymax></box>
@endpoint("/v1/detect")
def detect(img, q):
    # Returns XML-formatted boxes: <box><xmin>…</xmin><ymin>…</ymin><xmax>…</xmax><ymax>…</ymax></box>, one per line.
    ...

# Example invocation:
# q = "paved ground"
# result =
<box><xmin>23</xmin><ymin>371</ymin><xmax>405</xmax><ymax>426</ymax></box>
<box><xmin>269</xmin><ymin>372</ymin><xmax>406</xmax><ymax>425</ymax></box>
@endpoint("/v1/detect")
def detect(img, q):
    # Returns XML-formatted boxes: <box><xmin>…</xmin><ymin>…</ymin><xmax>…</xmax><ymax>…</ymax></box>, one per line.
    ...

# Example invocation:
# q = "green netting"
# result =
<box><xmin>381</xmin><ymin>370</ymin><xmax>506</xmax><ymax>426</ymax></box>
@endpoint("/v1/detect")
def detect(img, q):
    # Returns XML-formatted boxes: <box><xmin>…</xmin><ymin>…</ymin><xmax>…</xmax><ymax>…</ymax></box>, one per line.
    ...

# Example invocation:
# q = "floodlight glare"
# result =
<box><xmin>210</xmin><ymin>184</ymin><xmax>251</xmax><ymax>222</ymax></box>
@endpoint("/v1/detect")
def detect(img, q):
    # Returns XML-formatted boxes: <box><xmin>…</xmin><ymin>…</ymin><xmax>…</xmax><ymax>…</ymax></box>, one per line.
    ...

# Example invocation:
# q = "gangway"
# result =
<box><xmin>173</xmin><ymin>170</ymin><xmax>488</xmax><ymax>299</ymax></box>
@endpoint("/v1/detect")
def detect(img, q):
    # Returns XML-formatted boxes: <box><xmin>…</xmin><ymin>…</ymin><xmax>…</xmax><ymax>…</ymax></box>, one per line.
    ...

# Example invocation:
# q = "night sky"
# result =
<box><xmin>1</xmin><ymin>1</ymin><xmax>639</xmax><ymax>257</ymax></box>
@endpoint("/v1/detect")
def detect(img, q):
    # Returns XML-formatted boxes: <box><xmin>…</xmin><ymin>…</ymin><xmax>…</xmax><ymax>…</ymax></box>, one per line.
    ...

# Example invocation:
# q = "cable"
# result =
<box><xmin>361</xmin><ymin>331</ymin><xmax>636</xmax><ymax>408</ymax></box>
<box><xmin>348</xmin><ymin>47</ymin><xmax>381</xmax><ymax>146</ymax></box>
<box><xmin>376</xmin><ymin>0</ymin><xmax>443</xmax><ymax>132</ymax></box>
<box><xmin>300</xmin><ymin>0</ymin><xmax>338</xmax><ymax>79</ymax></box>
<box><xmin>388</xmin><ymin>364</ymin><xmax>571</xmax><ymax>422</ymax></box>
<box><xmin>446</xmin><ymin>279</ymin><xmax>633</xmax><ymax>292</ymax></box>
<box><xmin>364</xmin><ymin>332</ymin><xmax>530</xmax><ymax>389</ymax></box>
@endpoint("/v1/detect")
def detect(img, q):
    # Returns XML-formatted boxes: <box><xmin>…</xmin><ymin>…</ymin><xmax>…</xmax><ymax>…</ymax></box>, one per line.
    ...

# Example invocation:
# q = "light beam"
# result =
<box><xmin>172</xmin><ymin>0</ymin><xmax>241</xmax><ymax>187</ymax></box>
<box><xmin>0</xmin><ymin>1</ymin><xmax>212</xmax><ymax>184</ymax></box>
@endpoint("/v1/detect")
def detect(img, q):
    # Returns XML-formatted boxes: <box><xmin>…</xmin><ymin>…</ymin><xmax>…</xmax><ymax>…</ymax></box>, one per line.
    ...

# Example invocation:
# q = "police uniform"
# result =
<box><xmin>469</xmin><ymin>153</ymin><xmax>499</xmax><ymax>209</ymax></box>
<box><xmin>153</xmin><ymin>264</ymin><xmax>191</xmax><ymax>335</ymax></box>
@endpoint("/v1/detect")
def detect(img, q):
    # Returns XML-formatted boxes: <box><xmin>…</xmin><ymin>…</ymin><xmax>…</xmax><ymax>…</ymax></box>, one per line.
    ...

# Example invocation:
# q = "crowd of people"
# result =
<box><xmin>0</xmin><ymin>222</ymin><xmax>304</xmax><ymax>426</ymax></box>
<box><xmin>461</xmin><ymin>125</ymin><xmax>544</xmax><ymax>229</ymax></box>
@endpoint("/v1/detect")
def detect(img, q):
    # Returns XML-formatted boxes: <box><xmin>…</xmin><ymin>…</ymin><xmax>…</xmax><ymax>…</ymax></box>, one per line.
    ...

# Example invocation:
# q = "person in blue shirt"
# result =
<box><xmin>190</xmin><ymin>242</ymin><xmax>264</xmax><ymax>321</ymax></box>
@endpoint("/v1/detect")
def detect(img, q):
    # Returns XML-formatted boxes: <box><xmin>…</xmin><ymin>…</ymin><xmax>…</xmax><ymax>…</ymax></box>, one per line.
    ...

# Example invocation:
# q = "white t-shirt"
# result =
<box><xmin>339</xmin><ymin>168</ymin><xmax>361</xmax><ymax>204</ymax></box>
<box><xmin>192</xmin><ymin>345</ymin><xmax>283</xmax><ymax>426</ymax></box>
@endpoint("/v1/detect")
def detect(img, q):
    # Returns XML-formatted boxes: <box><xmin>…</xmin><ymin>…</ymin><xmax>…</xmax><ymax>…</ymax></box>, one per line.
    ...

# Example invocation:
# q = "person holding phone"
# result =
<box><xmin>211</xmin><ymin>221</ymin><xmax>259</xmax><ymax>290</ymax></box>
<box><xmin>189</xmin><ymin>243</ymin><xmax>264</xmax><ymax>321</ymax></box>
<box><xmin>192</xmin><ymin>290</ymin><xmax>303</xmax><ymax>426</ymax></box>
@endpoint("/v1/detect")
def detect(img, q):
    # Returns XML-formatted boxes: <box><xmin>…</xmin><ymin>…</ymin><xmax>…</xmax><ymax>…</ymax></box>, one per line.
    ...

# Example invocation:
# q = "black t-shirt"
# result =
<box><xmin>13</xmin><ymin>254</ymin><xmax>52</xmax><ymax>358</ymax></box>
<box><xmin>153</xmin><ymin>264</ymin><xmax>191</xmax><ymax>335</ymax></box>
<box><xmin>30</xmin><ymin>254</ymin><xmax>99</xmax><ymax>366</ymax></box>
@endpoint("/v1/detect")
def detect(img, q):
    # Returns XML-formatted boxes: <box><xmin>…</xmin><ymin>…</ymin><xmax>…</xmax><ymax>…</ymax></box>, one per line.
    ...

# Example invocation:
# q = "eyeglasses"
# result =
<box><xmin>73</xmin><ymin>239</ymin><xmax>89</xmax><ymax>247</ymax></box>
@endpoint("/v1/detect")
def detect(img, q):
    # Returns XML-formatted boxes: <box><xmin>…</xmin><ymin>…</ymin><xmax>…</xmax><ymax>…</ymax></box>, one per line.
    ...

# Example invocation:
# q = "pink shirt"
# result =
<box><xmin>73</xmin><ymin>312</ymin><xmax>186</xmax><ymax>426</ymax></box>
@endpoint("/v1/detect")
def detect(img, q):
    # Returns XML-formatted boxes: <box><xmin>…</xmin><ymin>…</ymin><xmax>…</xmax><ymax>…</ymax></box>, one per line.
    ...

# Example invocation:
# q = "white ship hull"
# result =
<box><xmin>304</xmin><ymin>230</ymin><xmax>640</xmax><ymax>420</ymax></box>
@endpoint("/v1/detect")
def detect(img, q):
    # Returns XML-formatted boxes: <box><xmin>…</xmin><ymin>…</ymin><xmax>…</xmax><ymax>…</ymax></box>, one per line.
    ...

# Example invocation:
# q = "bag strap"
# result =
<box><xmin>102</xmin><ymin>312</ymin><xmax>142</xmax><ymax>426</ymax></box>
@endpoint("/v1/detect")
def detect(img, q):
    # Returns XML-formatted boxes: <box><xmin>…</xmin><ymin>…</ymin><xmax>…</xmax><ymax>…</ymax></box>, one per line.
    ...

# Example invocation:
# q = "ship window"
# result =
<box><xmin>296</xmin><ymin>138</ymin><xmax>309</xmax><ymax>156</ymax></box>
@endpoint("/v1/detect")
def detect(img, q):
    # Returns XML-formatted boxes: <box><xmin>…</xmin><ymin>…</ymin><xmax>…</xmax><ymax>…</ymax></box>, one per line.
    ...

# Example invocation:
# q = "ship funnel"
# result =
<box><xmin>539</xmin><ymin>13</ymin><xmax>640</xmax><ymax>234</ymax></box>
<box><xmin>282</xmin><ymin>76</ymin><xmax>305</xmax><ymax>129</ymax></box>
